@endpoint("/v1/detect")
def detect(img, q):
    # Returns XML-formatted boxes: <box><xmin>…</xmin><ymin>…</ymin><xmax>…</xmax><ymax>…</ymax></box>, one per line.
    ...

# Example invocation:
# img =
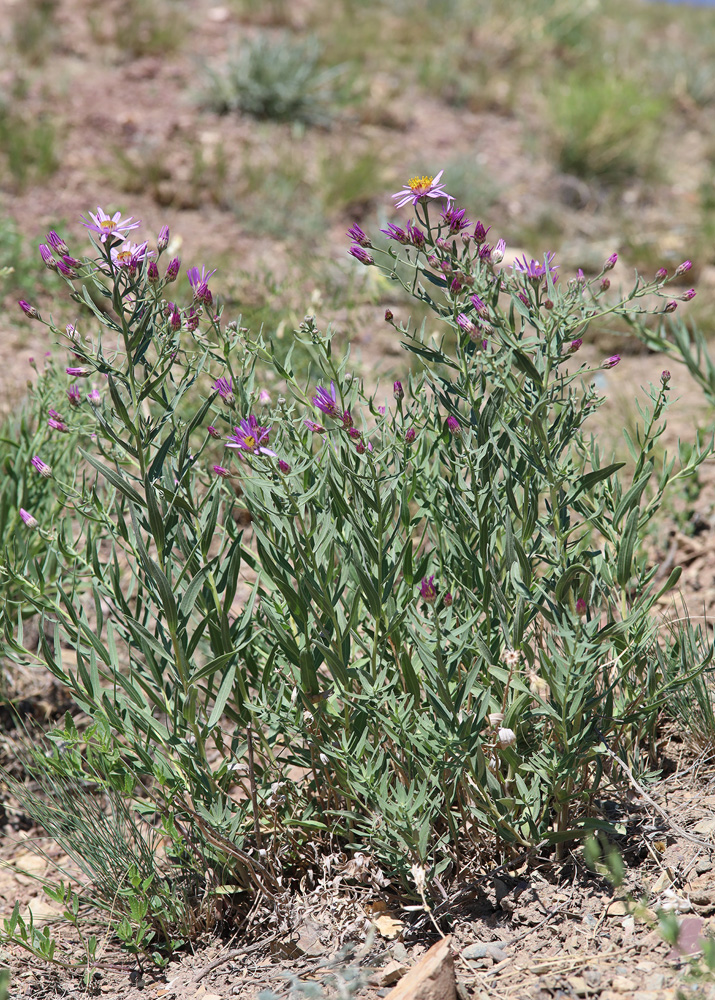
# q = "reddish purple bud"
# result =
<box><xmin>681</xmin><ymin>288</ymin><xmax>696</xmax><ymax>301</ymax></box>
<box><xmin>305</xmin><ymin>420</ymin><xmax>325</xmax><ymax>433</ymax></box>
<box><xmin>600</xmin><ymin>278</ymin><xmax>610</xmax><ymax>292</ymax></box>
<box><xmin>675</xmin><ymin>260</ymin><xmax>692</xmax><ymax>276</ymax></box>
<box><xmin>576</xmin><ymin>598</ymin><xmax>587</xmax><ymax>615</ymax></box>
<box><xmin>393</xmin><ymin>380</ymin><xmax>404</xmax><ymax>401</ymax></box>
<box><xmin>66</xmin><ymin>367</ymin><xmax>89</xmax><ymax>377</ymax></box>
<box><xmin>544</xmin><ymin>298</ymin><xmax>554</xmax><ymax>309</ymax></box>
<box><xmin>420</xmin><ymin>575</ymin><xmax>437</xmax><ymax>604</ymax></box>
<box><xmin>157</xmin><ymin>225</ymin><xmax>170</xmax><ymax>252</ymax></box>
<box><xmin>31</xmin><ymin>456</ymin><xmax>52</xmax><ymax>478</ymax></box>
<box><xmin>348</xmin><ymin>427</ymin><xmax>361</xmax><ymax>440</ymax></box>
<box><xmin>212</xmin><ymin>377</ymin><xmax>234</xmax><ymax>405</ymax></box>
<box><xmin>39</xmin><ymin>244</ymin><xmax>57</xmax><ymax>270</ymax></box>
<box><xmin>457</xmin><ymin>313</ymin><xmax>476</xmax><ymax>336</ymax></box>
<box><xmin>602</xmin><ymin>355</ymin><xmax>621</xmax><ymax>369</ymax></box>
<box><xmin>56</xmin><ymin>259</ymin><xmax>74</xmax><ymax>278</ymax></box>
<box><xmin>169</xmin><ymin>306</ymin><xmax>181</xmax><ymax>331</ymax></box>
<box><xmin>18</xmin><ymin>300</ymin><xmax>40</xmax><ymax>320</ymax></box>
<box><xmin>568</xmin><ymin>338</ymin><xmax>583</xmax><ymax>354</ymax></box>
<box><xmin>347</xmin><ymin>223</ymin><xmax>371</xmax><ymax>248</ymax></box>
<box><xmin>407</xmin><ymin>221</ymin><xmax>426</xmax><ymax>248</ymax></box>
<box><xmin>213</xmin><ymin>465</ymin><xmax>230</xmax><ymax>478</ymax></box>
<box><xmin>278</xmin><ymin>459</ymin><xmax>291</xmax><ymax>474</ymax></box>
<box><xmin>446</xmin><ymin>415</ymin><xmax>461</xmax><ymax>434</ymax></box>
<box><xmin>48</xmin><ymin>417</ymin><xmax>69</xmax><ymax>433</ymax></box>
<box><xmin>449</xmin><ymin>276</ymin><xmax>462</xmax><ymax>293</ymax></box>
<box><xmin>67</xmin><ymin>384</ymin><xmax>82</xmax><ymax>407</ymax></box>
<box><xmin>340</xmin><ymin>410</ymin><xmax>353</xmax><ymax>430</ymax></box>
<box><xmin>207</xmin><ymin>425</ymin><xmax>221</xmax><ymax>439</ymax></box>
<box><xmin>384</xmin><ymin>308</ymin><xmax>394</xmax><ymax>323</ymax></box>
<box><xmin>46</xmin><ymin>230</ymin><xmax>69</xmax><ymax>256</ymax></box>
<box><xmin>87</xmin><ymin>387</ymin><xmax>101</xmax><ymax>405</ymax></box>
<box><xmin>603</xmin><ymin>253</ymin><xmax>618</xmax><ymax>272</ymax></box>
<box><xmin>470</xmin><ymin>294</ymin><xmax>488</xmax><ymax>317</ymax></box>
<box><xmin>405</xmin><ymin>427</ymin><xmax>416</xmax><ymax>444</ymax></box>
<box><xmin>186</xmin><ymin>307</ymin><xmax>200</xmax><ymax>331</ymax></box>
<box><xmin>20</xmin><ymin>508</ymin><xmax>39</xmax><ymax>529</ymax></box>
<box><xmin>661</xmin><ymin>370</ymin><xmax>671</xmax><ymax>385</ymax></box>
<box><xmin>664</xmin><ymin>300</ymin><xmax>678</xmax><ymax>313</ymax></box>
<box><xmin>348</xmin><ymin>245</ymin><xmax>374</xmax><ymax>265</ymax></box>
<box><xmin>473</xmin><ymin>221</ymin><xmax>491</xmax><ymax>244</ymax></box>
<box><xmin>355</xmin><ymin>439</ymin><xmax>366</xmax><ymax>454</ymax></box>
<box><xmin>165</xmin><ymin>257</ymin><xmax>180</xmax><ymax>282</ymax></box>
<box><xmin>655</xmin><ymin>267</ymin><xmax>668</xmax><ymax>281</ymax></box>
<box><xmin>147</xmin><ymin>260</ymin><xmax>160</xmax><ymax>283</ymax></box>
<box><xmin>443</xmin><ymin>591</ymin><xmax>453</xmax><ymax>607</ymax></box>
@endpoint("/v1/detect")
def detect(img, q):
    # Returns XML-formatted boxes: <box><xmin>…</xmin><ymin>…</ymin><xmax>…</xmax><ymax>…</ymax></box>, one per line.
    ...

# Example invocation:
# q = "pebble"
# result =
<box><xmin>462</xmin><ymin>943</ymin><xmax>488</xmax><ymax>959</ymax></box>
<box><xmin>696</xmin><ymin>858</ymin><xmax>713</xmax><ymax>874</ymax></box>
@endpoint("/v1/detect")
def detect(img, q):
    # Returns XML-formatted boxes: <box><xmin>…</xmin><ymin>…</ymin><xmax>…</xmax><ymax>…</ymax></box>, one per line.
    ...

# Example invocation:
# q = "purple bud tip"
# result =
<box><xmin>18</xmin><ymin>300</ymin><xmax>40</xmax><ymax>320</ymax></box>
<box><xmin>420</xmin><ymin>575</ymin><xmax>437</xmax><ymax>604</ymax></box>
<box><xmin>278</xmin><ymin>459</ymin><xmax>291</xmax><ymax>474</ymax></box>
<box><xmin>147</xmin><ymin>261</ymin><xmax>160</xmax><ymax>282</ymax></box>
<box><xmin>384</xmin><ymin>308</ymin><xmax>394</xmax><ymax>323</ymax></box>
<box><xmin>664</xmin><ymin>300</ymin><xmax>678</xmax><ymax>313</ymax></box>
<box><xmin>207</xmin><ymin>425</ymin><xmax>221</xmax><ymax>439</ymax></box>
<box><xmin>393</xmin><ymin>380</ymin><xmax>404</xmax><ymax>401</ymax></box>
<box><xmin>604</xmin><ymin>253</ymin><xmax>618</xmax><ymax>272</ymax></box>
<box><xmin>655</xmin><ymin>267</ymin><xmax>668</xmax><ymax>280</ymax></box>
<box><xmin>446</xmin><ymin>415</ymin><xmax>461</xmax><ymax>434</ymax></box>
<box><xmin>31</xmin><ymin>456</ymin><xmax>52</xmax><ymax>478</ymax></box>
<box><xmin>39</xmin><ymin>244</ymin><xmax>57</xmax><ymax>270</ymax></box>
<box><xmin>575</xmin><ymin>598</ymin><xmax>587</xmax><ymax>615</ymax></box>
<box><xmin>165</xmin><ymin>257</ymin><xmax>180</xmax><ymax>282</ymax></box>
<box><xmin>602</xmin><ymin>355</ymin><xmax>621</xmax><ymax>369</ymax></box>
<box><xmin>348</xmin><ymin>245</ymin><xmax>374</xmax><ymax>266</ymax></box>
<box><xmin>405</xmin><ymin>427</ymin><xmax>416</xmax><ymax>443</ymax></box>
<box><xmin>213</xmin><ymin>465</ymin><xmax>230</xmax><ymax>478</ymax></box>
<box><xmin>157</xmin><ymin>225</ymin><xmax>170</xmax><ymax>252</ymax></box>
<box><xmin>20</xmin><ymin>509</ymin><xmax>39</xmax><ymax>529</ymax></box>
<box><xmin>568</xmin><ymin>338</ymin><xmax>583</xmax><ymax>354</ymax></box>
<box><xmin>682</xmin><ymin>288</ymin><xmax>696</xmax><ymax>301</ymax></box>
<box><xmin>443</xmin><ymin>592</ymin><xmax>453</xmax><ymax>608</ymax></box>
<box><xmin>661</xmin><ymin>370</ymin><xmax>671</xmax><ymax>384</ymax></box>
<box><xmin>47</xmin><ymin>231</ymin><xmax>70</xmax><ymax>256</ymax></box>
<box><xmin>675</xmin><ymin>260</ymin><xmax>692</xmax><ymax>276</ymax></box>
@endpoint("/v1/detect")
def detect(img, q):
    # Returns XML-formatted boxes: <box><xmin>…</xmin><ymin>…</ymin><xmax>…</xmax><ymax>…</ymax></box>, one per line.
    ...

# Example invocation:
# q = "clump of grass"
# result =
<box><xmin>88</xmin><ymin>0</ymin><xmax>187</xmax><ymax>60</ymax></box>
<box><xmin>12</xmin><ymin>0</ymin><xmax>59</xmax><ymax>65</ymax></box>
<box><xmin>548</xmin><ymin>70</ymin><xmax>667</xmax><ymax>186</ymax></box>
<box><xmin>0</xmin><ymin>103</ymin><xmax>59</xmax><ymax>192</ymax></box>
<box><xmin>319</xmin><ymin>148</ymin><xmax>384</xmax><ymax>216</ymax></box>
<box><xmin>203</xmin><ymin>33</ymin><xmax>345</xmax><ymax>126</ymax></box>
<box><xmin>0</xmin><ymin>215</ymin><xmax>61</xmax><ymax>299</ymax></box>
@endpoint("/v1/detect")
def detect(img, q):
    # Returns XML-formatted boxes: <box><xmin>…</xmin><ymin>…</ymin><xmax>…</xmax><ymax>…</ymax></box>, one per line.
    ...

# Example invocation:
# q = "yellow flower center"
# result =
<box><xmin>100</xmin><ymin>219</ymin><xmax>116</xmax><ymax>232</ymax></box>
<box><xmin>244</xmin><ymin>435</ymin><xmax>256</xmax><ymax>449</ymax></box>
<box><xmin>408</xmin><ymin>175</ymin><xmax>434</xmax><ymax>194</ymax></box>
<box><xmin>116</xmin><ymin>250</ymin><xmax>132</xmax><ymax>264</ymax></box>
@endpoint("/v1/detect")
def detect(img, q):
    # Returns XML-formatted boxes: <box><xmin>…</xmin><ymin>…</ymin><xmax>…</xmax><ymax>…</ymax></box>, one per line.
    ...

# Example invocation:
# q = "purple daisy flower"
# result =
<box><xmin>187</xmin><ymin>265</ymin><xmax>217</xmax><ymax>295</ymax></box>
<box><xmin>111</xmin><ymin>240</ymin><xmax>152</xmax><ymax>270</ymax></box>
<box><xmin>513</xmin><ymin>251</ymin><xmax>558</xmax><ymax>281</ymax></box>
<box><xmin>226</xmin><ymin>415</ymin><xmax>276</xmax><ymax>457</ymax></box>
<box><xmin>312</xmin><ymin>383</ymin><xmax>340</xmax><ymax>418</ymax></box>
<box><xmin>81</xmin><ymin>207</ymin><xmax>141</xmax><ymax>243</ymax></box>
<box><xmin>381</xmin><ymin>223</ymin><xmax>410</xmax><ymax>244</ymax></box>
<box><xmin>393</xmin><ymin>170</ymin><xmax>452</xmax><ymax>210</ymax></box>
<box><xmin>420</xmin><ymin>576</ymin><xmax>437</xmax><ymax>604</ymax></box>
<box><xmin>67</xmin><ymin>384</ymin><xmax>82</xmax><ymax>407</ymax></box>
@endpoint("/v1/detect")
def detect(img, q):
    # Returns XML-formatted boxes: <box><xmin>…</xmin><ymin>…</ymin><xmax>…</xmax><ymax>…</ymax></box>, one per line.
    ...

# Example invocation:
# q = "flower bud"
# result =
<box><xmin>405</xmin><ymin>427</ymin><xmax>416</xmax><ymax>444</ymax></box>
<box><xmin>18</xmin><ymin>300</ymin><xmax>41</xmax><ymax>320</ymax></box>
<box><xmin>443</xmin><ymin>591</ymin><xmax>453</xmax><ymax>607</ymax></box>
<box><xmin>46</xmin><ymin>230</ymin><xmax>69</xmax><ymax>256</ymax></box>
<box><xmin>655</xmin><ymin>267</ymin><xmax>668</xmax><ymax>281</ymax></box>
<box><xmin>602</xmin><ymin>355</ymin><xmax>621</xmax><ymax>369</ymax></box>
<box><xmin>446</xmin><ymin>415</ymin><xmax>461</xmax><ymax>434</ymax></box>
<box><xmin>420</xmin><ymin>576</ymin><xmax>437</xmax><ymax>604</ymax></box>
<box><xmin>393</xmin><ymin>380</ymin><xmax>404</xmax><ymax>401</ymax></box>
<box><xmin>497</xmin><ymin>727</ymin><xmax>517</xmax><ymax>748</ymax></box>
<box><xmin>661</xmin><ymin>370</ymin><xmax>671</xmax><ymax>385</ymax></box>
<box><xmin>157</xmin><ymin>225</ymin><xmax>170</xmax><ymax>252</ymax></box>
<box><xmin>681</xmin><ymin>288</ymin><xmax>696</xmax><ymax>301</ymax></box>
<box><xmin>600</xmin><ymin>278</ymin><xmax>610</xmax><ymax>292</ymax></box>
<box><xmin>664</xmin><ymin>300</ymin><xmax>678</xmax><ymax>313</ymax></box>
<box><xmin>165</xmin><ymin>257</ymin><xmax>180</xmax><ymax>282</ymax></box>
<box><xmin>278</xmin><ymin>459</ymin><xmax>291</xmax><ymax>474</ymax></box>
<box><xmin>384</xmin><ymin>308</ymin><xmax>394</xmax><ymax>322</ymax></box>
<box><xmin>39</xmin><ymin>244</ymin><xmax>57</xmax><ymax>270</ymax></box>
<box><xmin>675</xmin><ymin>260</ymin><xmax>692</xmax><ymax>276</ymax></box>
<box><xmin>491</xmin><ymin>239</ymin><xmax>506</xmax><ymax>264</ymax></box>
<box><xmin>603</xmin><ymin>252</ymin><xmax>618</xmax><ymax>272</ymax></box>
<box><xmin>568</xmin><ymin>338</ymin><xmax>583</xmax><ymax>354</ymax></box>
<box><xmin>31</xmin><ymin>456</ymin><xmax>52</xmax><ymax>478</ymax></box>
<box><xmin>20</xmin><ymin>508</ymin><xmax>39</xmax><ymax>529</ymax></box>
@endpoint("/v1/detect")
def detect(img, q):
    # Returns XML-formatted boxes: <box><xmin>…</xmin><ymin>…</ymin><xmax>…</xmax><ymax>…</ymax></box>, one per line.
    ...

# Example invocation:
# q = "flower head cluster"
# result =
<box><xmin>81</xmin><ymin>207</ymin><xmax>141</xmax><ymax>243</ymax></box>
<box><xmin>393</xmin><ymin>170</ymin><xmax>452</xmax><ymax>209</ymax></box>
<box><xmin>312</xmin><ymin>382</ymin><xmax>340</xmax><ymax>418</ymax></box>
<box><xmin>440</xmin><ymin>205</ymin><xmax>470</xmax><ymax>234</ymax></box>
<box><xmin>111</xmin><ymin>240</ymin><xmax>152</xmax><ymax>271</ymax></box>
<box><xmin>226</xmin><ymin>415</ymin><xmax>276</xmax><ymax>457</ymax></box>
<box><xmin>187</xmin><ymin>265</ymin><xmax>217</xmax><ymax>305</ymax></box>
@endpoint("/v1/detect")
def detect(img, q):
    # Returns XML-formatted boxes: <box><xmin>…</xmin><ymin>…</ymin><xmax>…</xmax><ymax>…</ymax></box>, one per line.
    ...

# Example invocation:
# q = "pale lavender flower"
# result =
<box><xmin>46</xmin><ymin>230</ymin><xmax>69</xmax><ymax>255</ymax></box>
<box><xmin>81</xmin><ymin>207</ymin><xmax>141</xmax><ymax>243</ymax></box>
<box><xmin>20</xmin><ymin>508</ymin><xmax>39</xmax><ymax>529</ymax></box>
<box><xmin>212</xmin><ymin>377</ymin><xmax>234</xmax><ymax>405</ymax></box>
<box><xmin>347</xmin><ymin>223</ymin><xmax>371</xmax><ymax>248</ymax></box>
<box><xmin>258</xmin><ymin>389</ymin><xmax>272</xmax><ymax>405</ymax></box>
<box><xmin>31</xmin><ymin>456</ymin><xmax>52</xmax><ymax>478</ymax></box>
<box><xmin>513</xmin><ymin>251</ymin><xmax>558</xmax><ymax>281</ymax></box>
<box><xmin>393</xmin><ymin>170</ymin><xmax>452</xmax><ymax>209</ymax></box>
<box><xmin>226</xmin><ymin>415</ymin><xmax>276</xmax><ymax>456</ymax></box>
<box><xmin>157</xmin><ymin>225</ymin><xmax>170</xmax><ymax>252</ymax></box>
<box><xmin>491</xmin><ymin>238</ymin><xmax>507</xmax><ymax>264</ymax></box>
<box><xmin>420</xmin><ymin>575</ymin><xmax>437</xmax><ymax>604</ymax></box>
<box><xmin>312</xmin><ymin>383</ymin><xmax>340</xmax><ymax>418</ymax></box>
<box><xmin>111</xmin><ymin>239</ymin><xmax>152</xmax><ymax>269</ymax></box>
<box><xmin>602</xmin><ymin>355</ymin><xmax>621</xmax><ymax>369</ymax></box>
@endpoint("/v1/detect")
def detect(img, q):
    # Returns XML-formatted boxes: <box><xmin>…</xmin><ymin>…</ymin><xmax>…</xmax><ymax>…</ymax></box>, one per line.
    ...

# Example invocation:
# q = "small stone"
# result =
<box><xmin>607</xmin><ymin>900</ymin><xmax>628</xmax><ymax>916</ymax></box>
<box><xmin>567</xmin><ymin>976</ymin><xmax>589</xmax><ymax>996</ymax></box>
<box><xmin>462</xmin><ymin>943</ymin><xmax>488</xmax><ymax>960</ymax></box>
<box><xmin>611</xmin><ymin>976</ymin><xmax>637</xmax><ymax>992</ymax></box>
<box><xmin>696</xmin><ymin>859</ymin><xmax>713</xmax><ymax>874</ymax></box>
<box><xmin>693</xmin><ymin>818</ymin><xmax>715</xmax><ymax>836</ymax></box>
<box><xmin>644</xmin><ymin>973</ymin><xmax>665</xmax><ymax>990</ymax></box>
<box><xmin>485</xmin><ymin>944</ymin><xmax>508</xmax><ymax>962</ymax></box>
<box><xmin>384</xmin><ymin>936</ymin><xmax>456</xmax><ymax>1000</ymax></box>
<box><xmin>372</xmin><ymin>961</ymin><xmax>408</xmax><ymax>987</ymax></box>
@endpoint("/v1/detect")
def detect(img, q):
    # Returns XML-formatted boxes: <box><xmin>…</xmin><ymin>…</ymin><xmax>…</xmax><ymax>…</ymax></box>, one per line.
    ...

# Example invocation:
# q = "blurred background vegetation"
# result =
<box><xmin>1</xmin><ymin>0</ymin><xmax>715</xmax><ymax>411</ymax></box>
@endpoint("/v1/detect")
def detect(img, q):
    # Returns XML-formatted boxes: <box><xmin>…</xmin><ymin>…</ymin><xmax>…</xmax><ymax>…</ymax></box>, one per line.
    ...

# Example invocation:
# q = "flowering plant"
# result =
<box><xmin>3</xmin><ymin>185</ymin><xmax>714</xmax><ymax>963</ymax></box>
